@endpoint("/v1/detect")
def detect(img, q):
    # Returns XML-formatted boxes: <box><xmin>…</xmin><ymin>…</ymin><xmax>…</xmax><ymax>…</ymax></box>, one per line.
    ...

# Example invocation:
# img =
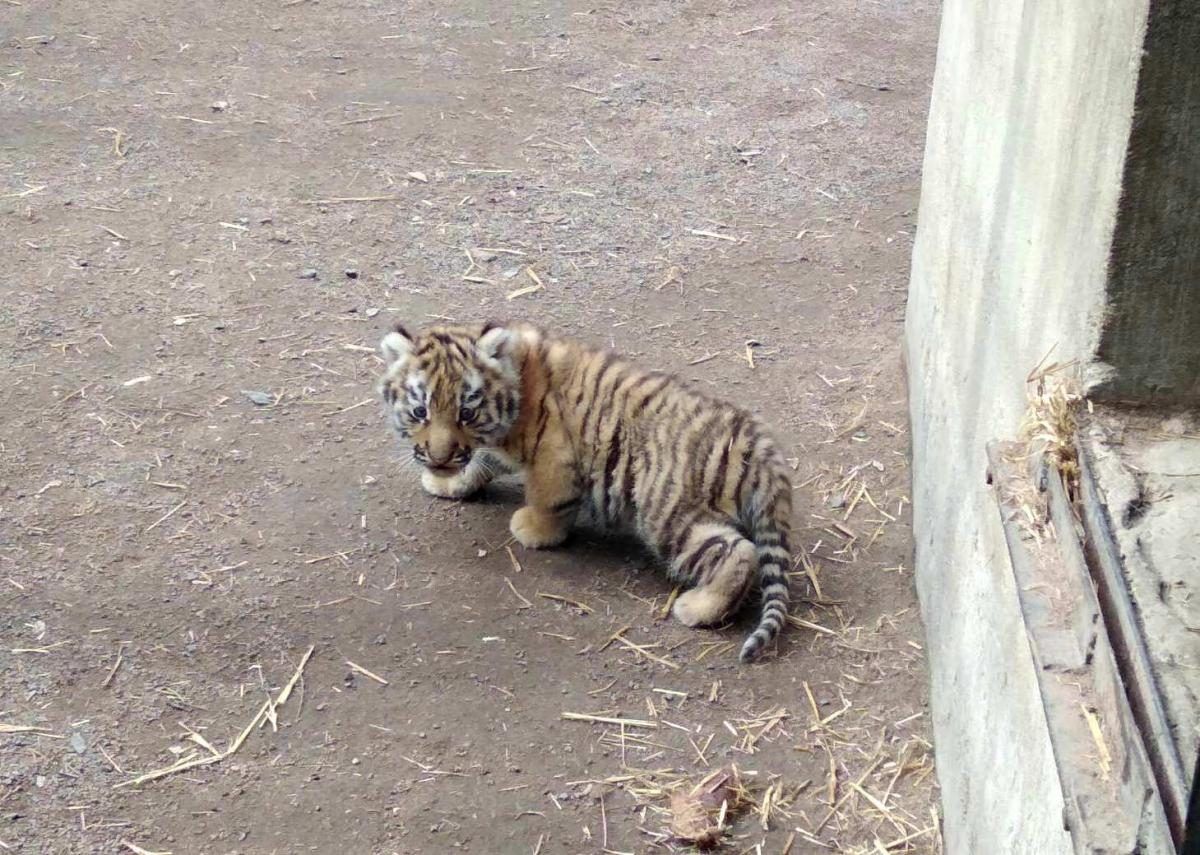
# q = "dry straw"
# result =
<box><xmin>114</xmin><ymin>646</ymin><xmax>314</xmax><ymax>789</ymax></box>
<box><xmin>1019</xmin><ymin>351</ymin><xmax>1083</xmax><ymax>479</ymax></box>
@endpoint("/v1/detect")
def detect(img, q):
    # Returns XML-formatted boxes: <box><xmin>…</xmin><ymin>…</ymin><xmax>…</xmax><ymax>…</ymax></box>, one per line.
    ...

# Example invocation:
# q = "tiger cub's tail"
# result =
<box><xmin>738</xmin><ymin>454</ymin><xmax>793</xmax><ymax>663</ymax></box>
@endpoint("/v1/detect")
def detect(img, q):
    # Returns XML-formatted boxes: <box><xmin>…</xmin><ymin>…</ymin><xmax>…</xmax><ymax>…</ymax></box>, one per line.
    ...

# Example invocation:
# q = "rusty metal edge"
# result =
<box><xmin>987</xmin><ymin>441</ymin><xmax>1174</xmax><ymax>853</ymax></box>
<box><xmin>1076</xmin><ymin>434</ymin><xmax>1189</xmax><ymax>845</ymax></box>
<box><xmin>1186</xmin><ymin>749</ymin><xmax>1200</xmax><ymax>854</ymax></box>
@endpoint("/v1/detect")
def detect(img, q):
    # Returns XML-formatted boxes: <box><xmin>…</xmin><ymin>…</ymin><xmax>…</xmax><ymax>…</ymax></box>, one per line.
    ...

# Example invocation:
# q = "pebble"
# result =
<box><xmin>243</xmin><ymin>390</ymin><xmax>274</xmax><ymax>406</ymax></box>
<box><xmin>299</xmin><ymin>268</ymin><xmax>318</xmax><ymax>280</ymax></box>
<box><xmin>344</xmin><ymin>268</ymin><xmax>359</xmax><ymax>279</ymax></box>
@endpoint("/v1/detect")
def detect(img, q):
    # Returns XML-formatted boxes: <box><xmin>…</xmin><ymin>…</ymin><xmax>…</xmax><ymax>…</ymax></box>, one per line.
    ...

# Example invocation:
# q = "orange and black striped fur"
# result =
<box><xmin>377</xmin><ymin>321</ymin><xmax>793</xmax><ymax>662</ymax></box>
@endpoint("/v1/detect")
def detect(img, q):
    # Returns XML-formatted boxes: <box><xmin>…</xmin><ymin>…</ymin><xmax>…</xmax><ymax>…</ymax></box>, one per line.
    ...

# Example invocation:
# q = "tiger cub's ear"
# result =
<box><xmin>380</xmin><ymin>323</ymin><xmax>413</xmax><ymax>366</ymax></box>
<box><xmin>476</xmin><ymin>322</ymin><xmax>516</xmax><ymax>362</ymax></box>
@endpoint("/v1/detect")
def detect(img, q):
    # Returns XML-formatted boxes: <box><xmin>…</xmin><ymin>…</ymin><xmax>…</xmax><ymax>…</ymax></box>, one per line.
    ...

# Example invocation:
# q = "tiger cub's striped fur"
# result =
<box><xmin>377</xmin><ymin>321</ymin><xmax>793</xmax><ymax>662</ymax></box>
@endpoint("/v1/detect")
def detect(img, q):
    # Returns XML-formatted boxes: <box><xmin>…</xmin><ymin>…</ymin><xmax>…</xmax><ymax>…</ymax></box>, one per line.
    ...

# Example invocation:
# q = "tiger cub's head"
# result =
<box><xmin>377</xmin><ymin>322</ymin><xmax>521</xmax><ymax>474</ymax></box>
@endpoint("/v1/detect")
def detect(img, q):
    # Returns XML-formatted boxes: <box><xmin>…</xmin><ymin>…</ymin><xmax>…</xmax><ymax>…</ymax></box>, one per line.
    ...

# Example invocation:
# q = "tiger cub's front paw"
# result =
<box><xmin>510</xmin><ymin>506</ymin><xmax>568</xmax><ymax>549</ymax></box>
<box><xmin>421</xmin><ymin>469</ymin><xmax>479</xmax><ymax>499</ymax></box>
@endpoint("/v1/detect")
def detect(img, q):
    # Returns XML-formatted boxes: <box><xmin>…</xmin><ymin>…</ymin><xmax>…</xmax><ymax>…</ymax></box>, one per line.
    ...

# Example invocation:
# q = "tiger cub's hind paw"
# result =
<box><xmin>672</xmin><ymin>587</ymin><xmax>732</xmax><ymax>627</ymax></box>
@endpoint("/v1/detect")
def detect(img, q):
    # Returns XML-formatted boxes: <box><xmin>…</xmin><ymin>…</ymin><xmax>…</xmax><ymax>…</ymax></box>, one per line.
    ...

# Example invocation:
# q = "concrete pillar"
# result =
<box><xmin>1093</xmin><ymin>3</ymin><xmax>1200</xmax><ymax>404</ymax></box>
<box><xmin>906</xmin><ymin>0</ymin><xmax>1198</xmax><ymax>851</ymax></box>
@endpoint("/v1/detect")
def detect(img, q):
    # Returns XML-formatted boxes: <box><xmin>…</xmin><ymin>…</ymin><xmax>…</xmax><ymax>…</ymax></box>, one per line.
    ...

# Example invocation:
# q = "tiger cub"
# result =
<box><xmin>377</xmin><ymin>321</ymin><xmax>793</xmax><ymax>662</ymax></box>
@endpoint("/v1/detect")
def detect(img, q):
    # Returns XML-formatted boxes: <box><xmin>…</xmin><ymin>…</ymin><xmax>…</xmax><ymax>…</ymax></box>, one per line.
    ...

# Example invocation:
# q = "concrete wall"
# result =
<box><xmin>905</xmin><ymin>0</ymin><xmax>1150</xmax><ymax>850</ymax></box>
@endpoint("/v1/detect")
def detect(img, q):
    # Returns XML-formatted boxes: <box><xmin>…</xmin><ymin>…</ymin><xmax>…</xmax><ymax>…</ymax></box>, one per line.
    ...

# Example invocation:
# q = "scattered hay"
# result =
<box><xmin>346</xmin><ymin>659</ymin><xmax>388</xmax><ymax>686</ymax></box>
<box><xmin>660</xmin><ymin>765</ymin><xmax>801</xmax><ymax>850</ymax></box>
<box><xmin>667</xmin><ymin>768</ymin><xmax>744</xmax><ymax>849</ymax></box>
<box><xmin>600</xmin><ymin>626</ymin><xmax>680</xmax><ymax>670</ymax></box>
<box><xmin>0</xmin><ymin>723</ymin><xmax>61</xmax><ymax>737</ymax></box>
<box><xmin>504</xmin><ymin>576</ymin><xmax>534</xmax><ymax>609</ymax></box>
<box><xmin>120</xmin><ymin>841</ymin><xmax>171</xmax><ymax>855</ymax></box>
<box><xmin>728</xmin><ymin>707</ymin><xmax>790</xmax><ymax>754</ymax></box>
<box><xmin>1019</xmin><ymin>354</ymin><xmax>1082</xmax><ymax>479</ymax></box>
<box><xmin>114</xmin><ymin>646</ymin><xmax>314</xmax><ymax>788</ymax></box>
<box><xmin>1080</xmin><ymin>703</ymin><xmax>1113</xmax><ymax>781</ymax></box>
<box><xmin>561</xmin><ymin>711</ymin><xmax>657</xmax><ymax>729</ymax></box>
<box><xmin>536</xmin><ymin>591</ymin><xmax>594</xmax><ymax>614</ymax></box>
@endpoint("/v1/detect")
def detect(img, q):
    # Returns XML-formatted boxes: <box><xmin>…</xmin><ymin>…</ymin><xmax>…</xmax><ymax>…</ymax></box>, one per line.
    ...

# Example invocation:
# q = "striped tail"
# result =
<box><xmin>738</xmin><ymin>461</ymin><xmax>793</xmax><ymax>663</ymax></box>
<box><xmin>738</xmin><ymin>531</ymin><xmax>792</xmax><ymax>662</ymax></box>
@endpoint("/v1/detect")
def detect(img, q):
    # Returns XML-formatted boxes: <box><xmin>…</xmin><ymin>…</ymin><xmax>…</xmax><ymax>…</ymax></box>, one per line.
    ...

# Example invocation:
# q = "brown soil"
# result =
<box><xmin>1</xmin><ymin>1</ymin><xmax>940</xmax><ymax>853</ymax></box>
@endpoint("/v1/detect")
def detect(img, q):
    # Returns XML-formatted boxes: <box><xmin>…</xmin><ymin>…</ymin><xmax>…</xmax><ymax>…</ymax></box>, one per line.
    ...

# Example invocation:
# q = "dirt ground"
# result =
<box><xmin>1</xmin><ymin>1</ymin><xmax>941</xmax><ymax>852</ymax></box>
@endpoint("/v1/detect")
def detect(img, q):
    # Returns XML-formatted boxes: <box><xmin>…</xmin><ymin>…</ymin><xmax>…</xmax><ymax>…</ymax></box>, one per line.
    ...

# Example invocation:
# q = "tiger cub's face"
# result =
<box><xmin>377</xmin><ymin>323</ymin><xmax>521</xmax><ymax>474</ymax></box>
